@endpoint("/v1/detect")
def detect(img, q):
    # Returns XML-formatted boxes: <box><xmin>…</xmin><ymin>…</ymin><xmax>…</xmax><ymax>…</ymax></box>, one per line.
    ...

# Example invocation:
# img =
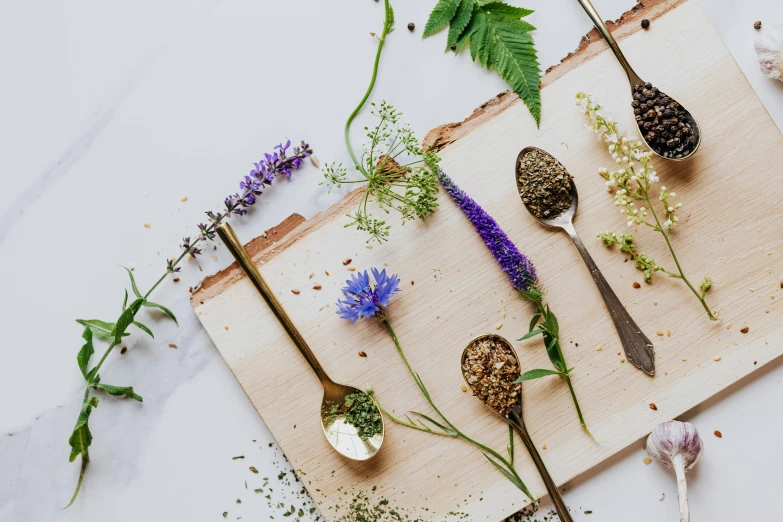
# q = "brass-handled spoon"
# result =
<box><xmin>461</xmin><ymin>334</ymin><xmax>574</xmax><ymax>522</ymax></box>
<box><xmin>576</xmin><ymin>0</ymin><xmax>701</xmax><ymax>161</ymax></box>
<box><xmin>515</xmin><ymin>147</ymin><xmax>655</xmax><ymax>375</ymax></box>
<box><xmin>217</xmin><ymin>222</ymin><xmax>384</xmax><ymax>461</ymax></box>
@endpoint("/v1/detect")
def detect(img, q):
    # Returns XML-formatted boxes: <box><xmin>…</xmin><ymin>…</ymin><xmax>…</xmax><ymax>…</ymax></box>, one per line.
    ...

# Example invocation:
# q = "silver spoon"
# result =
<box><xmin>217</xmin><ymin>222</ymin><xmax>384</xmax><ymax>461</ymax></box>
<box><xmin>576</xmin><ymin>0</ymin><xmax>701</xmax><ymax>161</ymax></box>
<box><xmin>516</xmin><ymin>147</ymin><xmax>655</xmax><ymax>375</ymax></box>
<box><xmin>461</xmin><ymin>334</ymin><xmax>574</xmax><ymax>522</ymax></box>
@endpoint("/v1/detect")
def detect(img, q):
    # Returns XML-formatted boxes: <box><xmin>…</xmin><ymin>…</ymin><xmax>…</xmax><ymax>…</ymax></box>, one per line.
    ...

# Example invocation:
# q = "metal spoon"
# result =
<box><xmin>576</xmin><ymin>0</ymin><xmax>701</xmax><ymax>161</ymax></box>
<box><xmin>461</xmin><ymin>334</ymin><xmax>574</xmax><ymax>522</ymax></box>
<box><xmin>217</xmin><ymin>222</ymin><xmax>384</xmax><ymax>461</ymax></box>
<box><xmin>515</xmin><ymin>147</ymin><xmax>655</xmax><ymax>375</ymax></box>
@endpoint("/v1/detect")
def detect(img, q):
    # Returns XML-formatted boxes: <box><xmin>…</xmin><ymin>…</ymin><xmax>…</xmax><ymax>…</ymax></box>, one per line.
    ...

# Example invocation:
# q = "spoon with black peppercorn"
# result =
<box><xmin>576</xmin><ymin>0</ymin><xmax>701</xmax><ymax>160</ymax></box>
<box><xmin>217</xmin><ymin>222</ymin><xmax>384</xmax><ymax>461</ymax></box>
<box><xmin>461</xmin><ymin>334</ymin><xmax>574</xmax><ymax>522</ymax></box>
<box><xmin>516</xmin><ymin>147</ymin><xmax>655</xmax><ymax>375</ymax></box>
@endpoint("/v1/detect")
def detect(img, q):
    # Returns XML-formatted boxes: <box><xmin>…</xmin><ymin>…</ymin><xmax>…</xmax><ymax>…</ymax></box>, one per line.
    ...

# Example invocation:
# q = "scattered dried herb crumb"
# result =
<box><xmin>250</xmin><ymin>466</ymin><xmax>259</xmax><ymax>474</ymax></box>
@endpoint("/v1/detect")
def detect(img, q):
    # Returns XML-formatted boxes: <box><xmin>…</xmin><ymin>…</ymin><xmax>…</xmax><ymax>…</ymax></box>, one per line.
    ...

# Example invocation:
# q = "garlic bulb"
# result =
<box><xmin>754</xmin><ymin>22</ymin><xmax>783</xmax><ymax>81</ymax></box>
<box><xmin>646</xmin><ymin>421</ymin><xmax>704</xmax><ymax>522</ymax></box>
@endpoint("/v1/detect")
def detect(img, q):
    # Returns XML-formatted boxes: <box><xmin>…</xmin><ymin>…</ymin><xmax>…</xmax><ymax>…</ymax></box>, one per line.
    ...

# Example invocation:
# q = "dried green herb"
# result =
<box><xmin>324</xmin><ymin>392</ymin><xmax>383</xmax><ymax>440</ymax></box>
<box><xmin>517</xmin><ymin>149</ymin><xmax>573</xmax><ymax>219</ymax></box>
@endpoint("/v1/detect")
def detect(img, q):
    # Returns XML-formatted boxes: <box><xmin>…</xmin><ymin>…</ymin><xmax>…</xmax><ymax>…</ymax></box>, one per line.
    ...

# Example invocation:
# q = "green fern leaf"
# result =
<box><xmin>423</xmin><ymin>0</ymin><xmax>461</xmax><ymax>37</ymax></box>
<box><xmin>425</xmin><ymin>0</ymin><xmax>541</xmax><ymax>125</ymax></box>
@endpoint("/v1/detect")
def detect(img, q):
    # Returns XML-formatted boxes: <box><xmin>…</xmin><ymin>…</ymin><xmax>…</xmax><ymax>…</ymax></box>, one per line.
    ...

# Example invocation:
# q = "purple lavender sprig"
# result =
<box><xmin>437</xmin><ymin>170</ymin><xmax>537</xmax><ymax>292</ymax></box>
<box><xmin>436</xmin><ymin>169</ymin><xmax>593</xmax><ymax>438</ymax></box>
<box><xmin>66</xmin><ymin>140</ymin><xmax>311</xmax><ymax>509</ymax></box>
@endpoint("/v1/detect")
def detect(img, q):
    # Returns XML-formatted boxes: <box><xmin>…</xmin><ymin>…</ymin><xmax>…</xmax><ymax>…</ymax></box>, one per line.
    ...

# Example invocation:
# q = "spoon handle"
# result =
<box><xmin>507</xmin><ymin>406</ymin><xmax>574</xmax><ymax>522</ymax></box>
<box><xmin>563</xmin><ymin>222</ymin><xmax>655</xmax><ymax>375</ymax></box>
<box><xmin>217</xmin><ymin>222</ymin><xmax>332</xmax><ymax>383</ymax></box>
<box><xmin>575</xmin><ymin>0</ymin><xmax>644</xmax><ymax>87</ymax></box>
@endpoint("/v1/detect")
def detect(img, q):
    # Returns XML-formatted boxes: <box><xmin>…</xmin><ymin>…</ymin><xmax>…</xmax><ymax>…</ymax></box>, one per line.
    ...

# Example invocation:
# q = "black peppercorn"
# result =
<box><xmin>632</xmin><ymin>82</ymin><xmax>696</xmax><ymax>157</ymax></box>
<box><xmin>450</xmin><ymin>44</ymin><xmax>457</xmax><ymax>51</ymax></box>
<box><xmin>408</xmin><ymin>22</ymin><xmax>415</xmax><ymax>31</ymax></box>
<box><xmin>642</xmin><ymin>19</ymin><xmax>651</xmax><ymax>29</ymax></box>
<box><xmin>754</xmin><ymin>21</ymin><xmax>762</xmax><ymax>30</ymax></box>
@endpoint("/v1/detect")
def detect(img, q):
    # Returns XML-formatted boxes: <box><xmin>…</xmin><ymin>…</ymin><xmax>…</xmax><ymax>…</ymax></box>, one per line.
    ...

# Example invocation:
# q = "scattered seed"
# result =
<box><xmin>249</xmin><ymin>466</ymin><xmax>258</xmax><ymax>474</ymax></box>
<box><xmin>173</xmin><ymin>277</ymin><xmax>180</xmax><ymax>282</ymax></box>
<box><xmin>169</xmin><ymin>343</ymin><xmax>177</xmax><ymax>349</ymax></box>
<box><xmin>649</xmin><ymin>403</ymin><xmax>657</xmax><ymax>410</ymax></box>
<box><xmin>313</xmin><ymin>284</ymin><xmax>322</xmax><ymax>290</ymax></box>
<box><xmin>667</xmin><ymin>329</ymin><xmax>671</xmax><ymax>337</ymax></box>
<box><xmin>188</xmin><ymin>286</ymin><xmax>193</xmax><ymax>293</ymax></box>
<box><xmin>181</xmin><ymin>196</ymin><xmax>189</xmax><ymax>202</ymax></box>
<box><xmin>309</xmin><ymin>273</ymin><xmax>314</xmax><ymax>279</ymax></box>
<box><xmin>224</xmin><ymin>326</ymin><xmax>229</xmax><ymax>330</ymax></box>
<box><xmin>143</xmin><ymin>223</ymin><xmax>151</xmax><ymax>228</ymax></box>
<box><xmin>291</xmin><ymin>289</ymin><xmax>300</xmax><ymax>295</ymax></box>
<box><xmin>347</xmin><ymin>267</ymin><xmax>356</xmax><ymax>271</ymax></box>
<box><xmin>450</xmin><ymin>44</ymin><xmax>457</xmax><ymax>51</ymax></box>
<box><xmin>620</xmin><ymin>358</ymin><xmax>626</xmax><ymax>363</ymax></box>
<box><xmin>682</xmin><ymin>357</ymin><xmax>687</xmax><ymax>362</ymax></box>
<box><xmin>342</xmin><ymin>259</ymin><xmax>352</xmax><ymax>265</ymax></box>
<box><xmin>596</xmin><ymin>345</ymin><xmax>604</xmax><ymax>352</ymax></box>
<box><xmin>632</xmin><ymin>281</ymin><xmax>641</xmax><ymax>289</ymax></box>
<box><xmin>461</xmin><ymin>384</ymin><xmax>467</xmax><ymax>392</ymax></box>
<box><xmin>754</xmin><ymin>20</ymin><xmax>762</xmax><ymax>30</ymax></box>
<box><xmin>496</xmin><ymin>323</ymin><xmax>503</xmax><ymax>330</ymax></box>
<box><xmin>358</xmin><ymin>351</ymin><xmax>367</xmax><ymax>358</ymax></box>
<box><xmin>325</xmin><ymin>270</ymin><xmax>330</xmax><ymax>276</ymax></box>
<box><xmin>656</xmin><ymin>330</ymin><xmax>664</xmax><ymax>336</ymax></box>
<box><xmin>714</xmin><ymin>356</ymin><xmax>722</xmax><ymax>362</ymax></box>
<box><xmin>309</xmin><ymin>154</ymin><xmax>320</xmax><ymax>169</ymax></box>
<box><xmin>541</xmin><ymin>444</ymin><xmax>547</xmax><ymax>450</ymax></box>
<box><xmin>120</xmin><ymin>347</ymin><xmax>128</xmax><ymax>355</ymax></box>
<box><xmin>714</xmin><ymin>430</ymin><xmax>722</xmax><ymax>438</ymax></box>
<box><xmin>740</xmin><ymin>326</ymin><xmax>749</xmax><ymax>334</ymax></box>
<box><xmin>641</xmin><ymin>18</ymin><xmax>650</xmax><ymax>29</ymax></box>
<box><xmin>407</xmin><ymin>22</ymin><xmax>415</xmax><ymax>31</ymax></box>
<box><xmin>643</xmin><ymin>457</ymin><xmax>652</xmax><ymax>465</ymax></box>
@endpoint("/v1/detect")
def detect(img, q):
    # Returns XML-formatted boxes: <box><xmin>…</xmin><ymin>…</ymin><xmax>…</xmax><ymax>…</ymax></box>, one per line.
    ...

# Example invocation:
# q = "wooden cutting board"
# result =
<box><xmin>192</xmin><ymin>1</ymin><xmax>783</xmax><ymax>519</ymax></box>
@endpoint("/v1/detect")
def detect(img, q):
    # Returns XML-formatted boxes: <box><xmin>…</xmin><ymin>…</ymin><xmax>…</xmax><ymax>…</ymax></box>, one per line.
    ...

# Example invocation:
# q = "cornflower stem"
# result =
<box><xmin>344</xmin><ymin>0</ymin><xmax>392</xmax><ymax>172</ymax></box>
<box><xmin>380</xmin><ymin>319</ymin><xmax>534</xmax><ymax>502</ymax></box>
<box><xmin>642</xmin><ymin>192</ymin><xmax>716</xmax><ymax>320</ymax></box>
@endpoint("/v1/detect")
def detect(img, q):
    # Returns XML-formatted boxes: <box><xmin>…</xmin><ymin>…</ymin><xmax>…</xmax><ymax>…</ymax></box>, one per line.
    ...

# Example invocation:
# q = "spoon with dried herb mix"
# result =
<box><xmin>217</xmin><ymin>223</ymin><xmax>384</xmax><ymax>461</ymax></box>
<box><xmin>576</xmin><ymin>0</ymin><xmax>701</xmax><ymax>160</ymax></box>
<box><xmin>516</xmin><ymin>147</ymin><xmax>655</xmax><ymax>375</ymax></box>
<box><xmin>461</xmin><ymin>334</ymin><xmax>574</xmax><ymax>522</ymax></box>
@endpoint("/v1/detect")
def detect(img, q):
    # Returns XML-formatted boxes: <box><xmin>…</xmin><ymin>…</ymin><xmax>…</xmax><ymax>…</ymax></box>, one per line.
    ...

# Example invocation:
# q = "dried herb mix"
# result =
<box><xmin>632</xmin><ymin>82</ymin><xmax>697</xmax><ymax>159</ymax></box>
<box><xmin>517</xmin><ymin>150</ymin><xmax>573</xmax><ymax>219</ymax></box>
<box><xmin>324</xmin><ymin>392</ymin><xmax>383</xmax><ymax>441</ymax></box>
<box><xmin>462</xmin><ymin>337</ymin><xmax>522</xmax><ymax>416</ymax></box>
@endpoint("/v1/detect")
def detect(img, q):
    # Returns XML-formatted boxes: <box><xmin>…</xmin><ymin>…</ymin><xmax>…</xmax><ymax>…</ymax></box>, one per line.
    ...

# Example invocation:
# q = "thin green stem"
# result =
<box><xmin>344</xmin><ymin>0</ymin><xmax>393</xmax><ymax>171</ymax></box>
<box><xmin>380</xmin><ymin>319</ymin><xmax>532</xmax><ymax>501</ymax></box>
<box><xmin>644</xmin><ymin>193</ymin><xmax>716</xmax><ymax>320</ymax></box>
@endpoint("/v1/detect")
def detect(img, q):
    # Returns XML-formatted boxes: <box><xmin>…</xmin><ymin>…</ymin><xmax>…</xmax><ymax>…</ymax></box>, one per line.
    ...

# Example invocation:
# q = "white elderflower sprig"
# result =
<box><xmin>576</xmin><ymin>91</ymin><xmax>716</xmax><ymax>320</ymax></box>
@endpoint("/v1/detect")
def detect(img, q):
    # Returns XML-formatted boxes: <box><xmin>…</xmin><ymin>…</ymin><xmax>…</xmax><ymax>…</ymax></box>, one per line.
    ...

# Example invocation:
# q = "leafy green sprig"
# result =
<box><xmin>424</xmin><ymin>0</ymin><xmax>542</xmax><ymax>125</ymax></box>
<box><xmin>322</xmin><ymin>0</ymin><xmax>441</xmax><ymax>243</ymax></box>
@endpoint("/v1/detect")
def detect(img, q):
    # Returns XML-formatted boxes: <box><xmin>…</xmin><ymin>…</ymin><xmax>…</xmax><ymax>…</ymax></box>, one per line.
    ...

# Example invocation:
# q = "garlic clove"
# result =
<box><xmin>754</xmin><ymin>22</ymin><xmax>783</xmax><ymax>81</ymax></box>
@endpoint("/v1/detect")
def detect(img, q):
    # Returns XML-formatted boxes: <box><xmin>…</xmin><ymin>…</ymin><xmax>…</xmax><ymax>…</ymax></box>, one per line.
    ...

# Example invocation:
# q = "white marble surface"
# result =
<box><xmin>1</xmin><ymin>1</ymin><xmax>782</xmax><ymax>520</ymax></box>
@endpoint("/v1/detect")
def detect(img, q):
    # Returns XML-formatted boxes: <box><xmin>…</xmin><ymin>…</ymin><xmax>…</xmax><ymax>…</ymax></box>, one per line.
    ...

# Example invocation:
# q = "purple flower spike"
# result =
<box><xmin>438</xmin><ymin>170</ymin><xmax>538</xmax><ymax>292</ymax></box>
<box><xmin>336</xmin><ymin>268</ymin><xmax>401</xmax><ymax>323</ymax></box>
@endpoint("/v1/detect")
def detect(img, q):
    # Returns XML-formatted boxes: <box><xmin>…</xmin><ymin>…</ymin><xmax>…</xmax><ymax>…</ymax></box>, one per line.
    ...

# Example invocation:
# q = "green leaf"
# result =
<box><xmin>122</xmin><ymin>267</ymin><xmax>141</xmax><ymax>298</ymax></box>
<box><xmin>132</xmin><ymin>321</ymin><xmax>154</xmax><ymax>338</ymax></box>
<box><xmin>527</xmin><ymin>314</ymin><xmax>540</xmax><ymax>333</ymax></box>
<box><xmin>545</xmin><ymin>334</ymin><xmax>565</xmax><ymax>372</ymax></box>
<box><xmin>122</xmin><ymin>289</ymin><xmax>128</xmax><ymax>311</ymax></box>
<box><xmin>113</xmin><ymin>302</ymin><xmax>141</xmax><ymax>344</ymax></box>
<box><xmin>446</xmin><ymin>0</ymin><xmax>473</xmax><ymax>49</ymax></box>
<box><xmin>423</xmin><ymin>0</ymin><xmax>461</xmax><ymax>37</ymax></box>
<box><xmin>514</xmin><ymin>368</ymin><xmax>562</xmax><ymax>383</ymax></box>
<box><xmin>96</xmin><ymin>383</ymin><xmax>143</xmax><ymax>402</ymax></box>
<box><xmin>483</xmin><ymin>454</ymin><xmax>533</xmax><ymax>501</ymax></box>
<box><xmin>76</xmin><ymin>327</ymin><xmax>94</xmax><ymax>379</ymax></box>
<box><xmin>142</xmin><ymin>300</ymin><xmax>178</xmax><ymax>325</ymax></box>
<box><xmin>427</xmin><ymin>0</ymin><xmax>541</xmax><ymax>125</ymax></box>
<box><xmin>517</xmin><ymin>328</ymin><xmax>544</xmax><ymax>341</ymax></box>
<box><xmin>75</xmin><ymin>319</ymin><xmax>122</xmax><ymax>343</ymax></box>
<box><xmin>68</xmin><ymin>396</ymin><xmax>99</xmax><ymax>463</ymax></box>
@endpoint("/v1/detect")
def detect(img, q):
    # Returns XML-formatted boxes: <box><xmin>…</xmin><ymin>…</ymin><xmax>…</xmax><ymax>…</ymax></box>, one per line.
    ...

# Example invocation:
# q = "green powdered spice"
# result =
<box><xmin>324</xmin><ymin>392</ymin><xmax>383</xmax><ymax>440</ymax></box>
<box><xmin>517</xmin><ymin>149</ymin><xmax>573</xmax><ymax>220</ymax></box>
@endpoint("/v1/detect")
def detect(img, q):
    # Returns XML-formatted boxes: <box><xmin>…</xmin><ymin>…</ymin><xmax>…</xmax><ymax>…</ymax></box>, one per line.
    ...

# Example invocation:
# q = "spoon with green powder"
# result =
<box><xmin>217</xmin><ymin>222</ymin><xmax>384</xmax><ymax>460</ymax></box>
<box><xmin>516</xmin><ymin>147</ymin><xmax>655</xmax><ymax>376</ymax></box>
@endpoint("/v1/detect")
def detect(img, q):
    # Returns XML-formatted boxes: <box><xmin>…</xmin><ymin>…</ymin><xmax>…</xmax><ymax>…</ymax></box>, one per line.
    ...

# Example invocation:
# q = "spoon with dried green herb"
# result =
<box><xmin>516</xmin><ymin>147</ymin><xmax>655</xmax><ymax>376</ymax></box>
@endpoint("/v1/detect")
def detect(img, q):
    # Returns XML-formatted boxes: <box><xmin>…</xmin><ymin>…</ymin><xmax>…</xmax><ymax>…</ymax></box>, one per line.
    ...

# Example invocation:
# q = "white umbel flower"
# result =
<box><xmin>755</xmin><ymin>22</ymin><xmax>783</xmax><ymax>81</ymax></box>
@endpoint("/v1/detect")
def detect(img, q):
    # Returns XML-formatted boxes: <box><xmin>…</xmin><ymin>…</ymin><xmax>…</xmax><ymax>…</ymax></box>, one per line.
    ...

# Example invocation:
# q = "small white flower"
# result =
<box><xmin>668</xmin><ymin>206</ymin><xmax>674</xmax><ymax>212</ymax></box>
<box><xmin>608</xmin><ymin>144</ymin><xmax>615</xmax><ymax>153</ymax></box>
<box><xmin>663</xmin><ymin>220</ymin><xmax>672</xmax><ymax>229</ymax></box>
<box><xmin>622</xmin><ymin>156</ymin><xmax>629</xmax><ymax>163</ymax></box>
<box><xmin>670</xmin><ymin>192</ymin><xmax>676</xmax><ymax>197</ymax></box>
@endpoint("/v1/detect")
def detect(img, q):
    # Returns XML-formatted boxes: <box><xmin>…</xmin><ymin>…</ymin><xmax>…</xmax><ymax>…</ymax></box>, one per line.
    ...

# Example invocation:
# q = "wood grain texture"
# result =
<box><xmin>192</xmin><ymin>2</ymin><xmax>783</xmax><ymax>520</ymax></box>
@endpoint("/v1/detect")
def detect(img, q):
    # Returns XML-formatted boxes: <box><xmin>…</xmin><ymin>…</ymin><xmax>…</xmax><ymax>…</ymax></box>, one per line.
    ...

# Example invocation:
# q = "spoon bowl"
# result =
<box><xmin>515</xmin><ymin>147</ymin><xmax>656</xmax><ymax>375</ymax></box>
<box><xmin>460</xmin><ymin>334</ymin><xmax>574</xmax><ymax>522</ymax></box>
<box><xmin>217</xmin><ymin>222</ymin><xmax>384</xmax><ymax>461</ymax></box>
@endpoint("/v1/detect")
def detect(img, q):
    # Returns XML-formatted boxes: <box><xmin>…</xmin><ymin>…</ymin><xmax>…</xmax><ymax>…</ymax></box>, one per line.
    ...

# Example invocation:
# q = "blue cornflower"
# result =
<box><xmin>336</xmin><ymin>268</ymin><xmax>401</xmax><ymax>323</ymax></box>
